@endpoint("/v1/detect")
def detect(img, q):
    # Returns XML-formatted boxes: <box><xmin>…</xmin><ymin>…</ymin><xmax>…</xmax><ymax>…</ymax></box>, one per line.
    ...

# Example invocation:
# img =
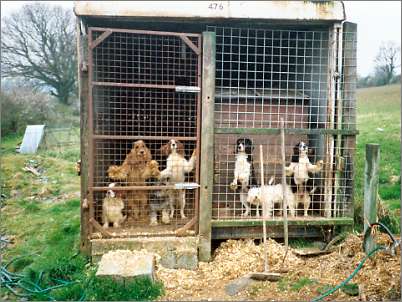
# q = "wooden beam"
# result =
<box><xmin>363</xmin><ymin>144</ymin><xmax>380</xmax><ymax>253</ymax></box>
<box><xmin>198</xmin><ymin>31</ymin><xmax>216</xmax><ymax>262</ymax></box>
<box><xmin>77</xmin><ymin>19</ymin><xmax>91</xmax><ymax>255</ymax></box>
<box><xmin>211</xmin><ymin>217</ymin><xmax>354</xmax><ymax>228</ymax></box>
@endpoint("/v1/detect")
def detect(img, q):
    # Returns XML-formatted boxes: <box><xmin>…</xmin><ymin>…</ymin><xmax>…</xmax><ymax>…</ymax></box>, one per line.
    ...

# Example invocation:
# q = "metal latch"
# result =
<box><xmin>174</xmin><ymin>182</ymin><xmax>200</xmax><ymax>190</ymax></box>
<box><xmin>175</xmin><ymin>86</ymin><xmax>201</xmax><ymax>93</ymax></box>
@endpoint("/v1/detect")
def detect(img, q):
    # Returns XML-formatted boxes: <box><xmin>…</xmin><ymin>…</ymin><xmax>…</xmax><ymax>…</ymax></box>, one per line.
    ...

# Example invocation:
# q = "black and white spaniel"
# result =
<box><xmin>230</xmin><ymin>138</ymin><xmax>257</xmax><ymax>216</ymax></box>
<box><xmin>286</xmin><ymin>141</ymin><xmax>323</xmax><ymax>216</ymax></box>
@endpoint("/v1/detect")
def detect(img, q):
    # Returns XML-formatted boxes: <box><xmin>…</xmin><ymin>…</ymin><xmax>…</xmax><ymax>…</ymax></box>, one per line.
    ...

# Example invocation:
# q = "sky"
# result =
<box><xmin>1</xmin><ymin>1</ymin><xmax>401</xmax><ymax>76</ymax></box>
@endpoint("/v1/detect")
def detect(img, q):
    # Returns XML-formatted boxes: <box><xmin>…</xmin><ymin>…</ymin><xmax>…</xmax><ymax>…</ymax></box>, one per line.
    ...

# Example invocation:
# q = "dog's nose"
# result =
<box><xmin>139</xmin><ymin>150</ymin><xmax>145</xmax><ymax>154</ymax></box>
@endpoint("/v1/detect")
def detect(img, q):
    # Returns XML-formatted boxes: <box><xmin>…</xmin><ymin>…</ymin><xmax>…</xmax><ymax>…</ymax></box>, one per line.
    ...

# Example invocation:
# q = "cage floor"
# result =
<box><xmin>92</xmin><ymin>217</ymin><xmax>195</xmax><ymax>238</ymax></box>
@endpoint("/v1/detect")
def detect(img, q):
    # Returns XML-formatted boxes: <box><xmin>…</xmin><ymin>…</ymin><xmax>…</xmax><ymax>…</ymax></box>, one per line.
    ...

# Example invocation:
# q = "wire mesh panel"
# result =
<box><xmin>207</xmin><ymin>26</ymin><xmax>330</xmax><ymax>129</ymax></box>
<box><xmin>212</xmin><ymin>134</ymin><xmax>354</xmax><ymax>220</ymax></box>
<box><xmin>208</xmin><ymin>25</ymin><xmax>356</xmax><ymax>223</ymax></box>
<box><xmin>88</xmin><ymin>28</ymin><xmax>201</xmax><ymax>236</ymax></box>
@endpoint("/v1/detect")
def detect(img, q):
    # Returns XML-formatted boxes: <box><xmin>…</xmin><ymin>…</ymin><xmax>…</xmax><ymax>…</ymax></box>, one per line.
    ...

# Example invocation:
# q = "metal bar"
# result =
<box><xmin>324</xmin><ymin>25</ymin><xmax>338</xmax><ymax>218</ymax></box>
<box><xmin>87</xmin><ymin>28</ymin><xmax>95</xmax><ymax>236</ymax></box>
<box><xmin>215</xmin><ymin>128</ymin><xmax>359</xmax><ymax>135</ymax></box>
<box><xmin>194</xmin><ymin>35</ymin><xmax>202</xmax><ymax>235</ymax></box>
<box><xmin>280</xmin><ymin>118</ymin><xmax>288</xmax><ymax>249</ymax></box>
<box><xmin>334</xmin><ymin>23</ymin><xmax>344</xmax><ymax>217</ymax></box>
<box><xmin>180</xmin><ymin>34</ymin><xmax>201</xmax><ymax>55</ymax></box>
<box><xmin>90</xmin><ymin>26</ymin><xmax>201</xmax><ymax>38</ymax></box>
<box><xmin>92</xmin><ymin>81</ymin><xmax>177</xmax><ymax>90</ymax></box>
<box><xmin>93</xmin><ymin>135</ymin><xmax>197</xmax><ymax>141</ymax></box>
<box><xmin>90</xmin><ymin>29</ymin><xmax>112</xmax><ymax>49</ymax></box>
<box><xmin>259</xmin><ymin>145</ymin><xmax>268</xmax><ymax>272</ymax></box>
<box><xmin>91</xmin><ymin>185</ymin><xmax>197</xmax><ymax>191</ymax></box>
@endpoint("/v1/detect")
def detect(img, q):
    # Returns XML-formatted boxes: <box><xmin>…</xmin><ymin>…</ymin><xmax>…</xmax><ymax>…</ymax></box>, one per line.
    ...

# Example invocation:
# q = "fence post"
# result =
<box><xmin>363</xmin><ymin>143</ymin><xmax>380</xmax><ymax>253</ymax></box>
<box><xmin>199</xmin><ymin>31</ymin><xmax>216</xmax><ymax>262</ymax></box>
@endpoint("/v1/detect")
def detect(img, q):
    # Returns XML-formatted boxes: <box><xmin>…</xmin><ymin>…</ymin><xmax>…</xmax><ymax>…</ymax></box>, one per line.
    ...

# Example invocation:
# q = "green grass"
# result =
<box><xmin>355</xmin><ymin>84</ymin><xmax>401</xmax><ymax>232</ymax></box>
<box><xmin>1</xmin><ymin>134</ymin><xmax>163</xmax><ymax>301</ymax></box>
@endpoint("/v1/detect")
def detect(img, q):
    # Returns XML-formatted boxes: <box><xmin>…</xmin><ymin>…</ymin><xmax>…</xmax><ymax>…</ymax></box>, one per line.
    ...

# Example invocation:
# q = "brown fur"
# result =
<box><xmin>107</xmin><ymin>140</ymin><xmax>160</xmax><ymax>221</ymax></box>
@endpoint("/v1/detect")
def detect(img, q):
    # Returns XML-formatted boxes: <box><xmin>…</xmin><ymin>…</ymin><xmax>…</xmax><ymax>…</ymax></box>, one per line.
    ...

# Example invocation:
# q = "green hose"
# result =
<box><xmin>311</xmin><ymin>245</ymin><xmax>385</xmax><ymax>302</ymax></box>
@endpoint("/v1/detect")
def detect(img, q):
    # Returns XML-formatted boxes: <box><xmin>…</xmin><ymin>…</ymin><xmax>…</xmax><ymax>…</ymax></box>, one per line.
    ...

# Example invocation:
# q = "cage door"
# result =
<box><xmin>87</xmin><ymin>28</ymin><xmax>202</xmax><ymax>236</ymax></box>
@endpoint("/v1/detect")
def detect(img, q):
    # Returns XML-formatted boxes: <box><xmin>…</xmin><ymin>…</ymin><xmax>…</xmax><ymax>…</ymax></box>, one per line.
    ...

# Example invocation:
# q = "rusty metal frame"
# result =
<box><xmin>87</xmin><ymin>27</ymin><xmax>202</xmax><ymax>237</ymax></box>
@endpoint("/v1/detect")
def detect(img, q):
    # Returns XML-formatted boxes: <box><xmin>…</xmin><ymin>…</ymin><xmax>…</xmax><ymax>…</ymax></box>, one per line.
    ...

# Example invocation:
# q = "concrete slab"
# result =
<box><xmin>96</xmin><ymin>250</ymin><xmax>155</xmax><ymax>281</ymax></box>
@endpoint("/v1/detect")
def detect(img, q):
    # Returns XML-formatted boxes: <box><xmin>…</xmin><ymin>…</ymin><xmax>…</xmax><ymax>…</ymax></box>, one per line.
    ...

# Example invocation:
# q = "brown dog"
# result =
<box><xmin>107</xmin><ymin>140</ymin><xmax>160</xmax><ymax>222</ymax></box>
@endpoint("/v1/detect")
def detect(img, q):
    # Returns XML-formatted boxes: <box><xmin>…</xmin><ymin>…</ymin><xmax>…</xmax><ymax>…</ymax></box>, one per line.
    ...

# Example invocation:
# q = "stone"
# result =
<box><xmin>96</xmin><ymin>250</ymin><xmax>155</xmax><ymax>281</ymax></box>
<box><xmin>176</xmin><ymin>248</ymin><xmax>198</xmax><ymax>270</ymax></box>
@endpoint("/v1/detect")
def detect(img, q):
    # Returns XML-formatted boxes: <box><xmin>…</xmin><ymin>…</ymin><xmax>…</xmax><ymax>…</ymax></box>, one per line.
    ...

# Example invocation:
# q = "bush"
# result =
<box><xmin>0</xmin><ymin>82</ymin><xmax>79</xmax><ymax>137</ymax></box>
<box><xmin>0</xmin><ymin>86</ymin><xmax>55</xmax><ymax>136</ymax></box>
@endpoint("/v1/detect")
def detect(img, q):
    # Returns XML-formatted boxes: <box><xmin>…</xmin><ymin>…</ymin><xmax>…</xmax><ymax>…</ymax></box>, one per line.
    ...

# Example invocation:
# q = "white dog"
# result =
<box><xmin>159</xmin><ymin>139</ymin><xmax>196</xmax><ymax>219</ymax></box>
<box><xmin>229</xmin><ymin>138</ymin><xmax>256</xmax><ymax>216</ymax></box>
<box><xmin>285</xmin><ymin>141</ymin><xmax>323</xmax><ymax>187</ymax></box>
<box><xmin>246</xmin><ymin>182</ymin><xmax>296</xmax><ymax>218</ymax></box>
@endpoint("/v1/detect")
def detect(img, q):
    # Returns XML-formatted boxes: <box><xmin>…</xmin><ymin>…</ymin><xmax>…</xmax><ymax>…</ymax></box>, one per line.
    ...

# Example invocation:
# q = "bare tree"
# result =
<box><xmin>1</xmin><ymin>3</ymin><xmax>77</xmax><ymax>105</ymax></box>
<box><xmin>374</xmin><ymin>41</ymin><xmax>400</xmax><ymax>85</ymax></box>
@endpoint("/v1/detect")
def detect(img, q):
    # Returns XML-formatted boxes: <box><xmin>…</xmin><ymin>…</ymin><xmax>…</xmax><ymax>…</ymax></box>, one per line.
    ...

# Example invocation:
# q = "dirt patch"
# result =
<box><xmin>156</xmin><ymin>234</ymin><xmax>400</xmax><ymax>301</ymax></box>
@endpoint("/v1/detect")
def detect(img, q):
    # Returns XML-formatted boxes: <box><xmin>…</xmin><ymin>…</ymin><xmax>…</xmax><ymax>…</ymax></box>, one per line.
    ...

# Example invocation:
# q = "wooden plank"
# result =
<box><xmin>198</xmin><ymin>31</ymin><xmax>216</xmax><ymax>262</ymax></box>
<box><xmin>212</xmin><ymin>225</ymin><xmax>336</xmax><ymax>240</ymax></box>
<box><xmin>77</xmin><ymin>19</ymin><xmax>91</xmax><ymax>255</ymax></box>
<box><xmin>211</xmin><ymin>217</ymin><xmax>354</xmax><ymax>228</ymax></box>
<box><xmin>363</xmin><ymin>144</ymin><xmax>380</xmax><ymax>253</ymax></box>
<box><xmin>342</xmin><ymin>22</ymin><xmax>357</xmax><ymax>130</ymax></box>
<box><xmin>215</xmin><ymin>128</ymin><xmax>358</xmax><ymax>136</ymax></box>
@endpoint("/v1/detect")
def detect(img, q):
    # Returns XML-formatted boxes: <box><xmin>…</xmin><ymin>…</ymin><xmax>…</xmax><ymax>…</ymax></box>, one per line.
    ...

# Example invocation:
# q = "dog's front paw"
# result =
<box><xmin>148</xmin><ymin>160</ymin><xmax>160</xmax><ymax>177</ymax></box>
<box><xmin>149</xmin><ymin>219</ymin><xmax>158</xmax><ymax>226</ymax></box>
<box><xmin>317</xmin><ymin>160</ymin><xmax>324</xmax><ymax>167</ymax></box>
<box><xmin>229</xmin><ymin>181</ymin><xmax>238</xmax><ymax>191</ymax></box>
<box><xmin>161</xmin><ymin>210</ymin><xmax>170</xmax><ymax>224</ymax></box>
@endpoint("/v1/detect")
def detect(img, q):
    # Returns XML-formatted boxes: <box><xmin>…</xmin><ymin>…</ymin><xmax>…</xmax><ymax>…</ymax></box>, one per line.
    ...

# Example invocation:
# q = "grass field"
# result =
<box><xmin>354</xmin><ymin>84</ymin><xmax>401</xmax><ymax>229</ymax></box>
<box><xmin>0</xmin><ymin>84</ymin><xmax>400</xmax><ymax>300</ymax></box>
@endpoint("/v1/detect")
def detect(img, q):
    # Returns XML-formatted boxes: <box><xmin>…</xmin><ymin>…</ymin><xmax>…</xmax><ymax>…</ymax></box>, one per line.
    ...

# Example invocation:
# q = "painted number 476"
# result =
<box><xmin>208</xmin><ymin>2</ymin><xmax>224</xmax><ymax>10</ymax></box>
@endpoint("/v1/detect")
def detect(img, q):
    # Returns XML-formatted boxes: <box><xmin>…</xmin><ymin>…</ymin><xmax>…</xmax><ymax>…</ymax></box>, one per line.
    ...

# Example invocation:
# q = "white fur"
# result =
<box><xmin>230</xmin><ymin>146</ymin><xmax>252</xmax><ymax>216</ymax></box>
<box><xmin>159</xmin><ymin>140</ymin><xmax>196</xmax><ymax>219</ymax></box>
<box><xmin>285</xmin><ymin>143</ymin><xmax>323</xmax><ymax>186</ymax></box>
<box><xmin>245</xmin><ymin>184</ymin><xmax>297</xmax><ymax>218</ymax></box>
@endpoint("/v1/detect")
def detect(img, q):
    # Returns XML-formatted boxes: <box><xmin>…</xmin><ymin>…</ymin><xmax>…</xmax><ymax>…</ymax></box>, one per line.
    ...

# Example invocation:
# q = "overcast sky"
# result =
<box><xmin>1</xmin><ymin>1</ymin><xmax>401</xmax><ymax>76</ymax></box>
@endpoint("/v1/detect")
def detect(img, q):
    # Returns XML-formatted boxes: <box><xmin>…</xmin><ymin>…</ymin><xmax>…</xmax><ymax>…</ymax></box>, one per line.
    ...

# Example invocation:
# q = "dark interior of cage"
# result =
<box><xmin>92</xmin><ymin>30</ymin><xmax>199</xmax><ymax>86</ymax></box>
<box><xmin>92</xmin><ymin>139</ymin><xmax>197</xmax><ymax>232</ymax></box>
<box><xmin>212</xmin><ymin>133</ymin><xmax>353</xmax><ymax>220</ymax></box>
<box><xmin>213</xmin><ymin>27</ymin><xmax>329</xmax><ymax>130</ymax></box>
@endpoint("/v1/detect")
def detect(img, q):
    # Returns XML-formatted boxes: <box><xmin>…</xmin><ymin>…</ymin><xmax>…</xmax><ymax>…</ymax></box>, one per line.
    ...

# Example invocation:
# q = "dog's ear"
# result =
<box><xmin>308</xmin><ymin>147</ymin><xmax>315</xmax><ymax>156</ymax></box>
<box><xmin>159</xmin><ymin>143</ymin><xmax>170</xmax><ymax>156</ymax></box>
<box><xmin>176</xmin><ymin>141</ymin><xmax>185</xmax><ymax>156</ymax></box>
<box><xmin>293</xmin><ymin>143</ymin><xmax>300</xmax><ymax>155</ymax></box>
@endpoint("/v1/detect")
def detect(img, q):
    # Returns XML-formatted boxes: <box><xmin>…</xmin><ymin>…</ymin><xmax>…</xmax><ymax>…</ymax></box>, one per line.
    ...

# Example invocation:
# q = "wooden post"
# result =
<box><xmin>77</xmin><ymin>19</ymin><xmax>91</xmax><ymax>255</ymax></box>
<box><xmin>259</xmin><ymin>145</ymin><xmax>268</xmax><ymax>272</ymax></box>
<box><xmin>199</xmin><ymin>31</ymin><xmax>216</xmax><ymax>262</ymax></box>
<box><xmin>363</xmin><ymin>144</ymin><xmax>380</xmax><ymax>253</ymax></box>
<box><xmin>280</xmin><ymin>118</ymin><xmax>288</xmax><ymax>249</ymax></box>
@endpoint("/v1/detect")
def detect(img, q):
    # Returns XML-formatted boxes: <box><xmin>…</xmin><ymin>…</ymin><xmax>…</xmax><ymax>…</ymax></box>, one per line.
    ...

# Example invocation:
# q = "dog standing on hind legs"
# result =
<box><xmin>229</xmin><ymin>138</ymin><xmax>257</xmax><ymax>217</ymax></box>
<box><xmin>159</xmin><ymin>139</ymin><xmax>196</xmax><ymax>219</ymax></box>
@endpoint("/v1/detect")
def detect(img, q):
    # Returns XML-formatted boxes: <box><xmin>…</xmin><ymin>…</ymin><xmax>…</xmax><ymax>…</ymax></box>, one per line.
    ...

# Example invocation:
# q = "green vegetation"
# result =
<box><xmin>355</xmin><ymin>84</ymin><xmax>401</xmax><ymax>232</ymax></box>
<box><xmin>1</xmin><ymin>135</ymin><xmax>163</xmax><ymax>300</ymax></box>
